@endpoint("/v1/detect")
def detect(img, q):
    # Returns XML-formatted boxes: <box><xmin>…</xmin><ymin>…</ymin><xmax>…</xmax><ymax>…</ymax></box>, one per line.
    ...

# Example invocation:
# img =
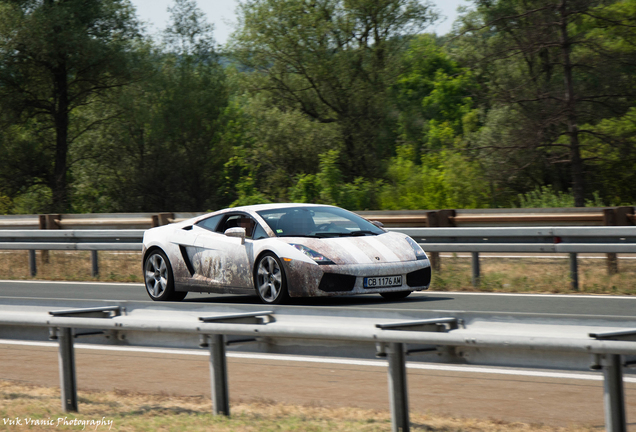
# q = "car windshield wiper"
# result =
<box><xmin>312</xmin><ymin>232</ymin><xmax>343</xmax><ymax>238</ymax></box>
<box><xmin>278</xmin><ymin>234</ymin><xmax>322</xmax><ymax>238</ymax></box>
<box><xmin>343</xmin><ymin>230</ymin><xmax>378</xmax><ymax>236</ymax></box>
<box><xmin>311</xmin><ymin>231</ymin><xmax>378</xmax><ymax>237</ymax></box>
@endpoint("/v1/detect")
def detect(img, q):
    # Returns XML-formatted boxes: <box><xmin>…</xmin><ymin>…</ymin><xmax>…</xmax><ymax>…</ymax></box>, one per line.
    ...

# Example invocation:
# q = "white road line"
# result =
<box><xmin>410</xmin><ymin>291</ymin><xmax>636</xmax><ymax>300</ymax></box>
<box><xmin>0</xmin><ymin>280</ymin><xmax>143</xmax><ymax>287</ymax></box>
<box><xmin>0</xmin><ymin>339</ymin><xmax>628</xmax><ymax>383</ymax></box>
<box><xmin>439</xmin><ymin>254</ymin><xmax>636</xmax><ymax>260</ymax></box>
<box><xmin>1</xmin><ymin>279</ymin><xmax>634</xmax><ymax>300</ymax></box>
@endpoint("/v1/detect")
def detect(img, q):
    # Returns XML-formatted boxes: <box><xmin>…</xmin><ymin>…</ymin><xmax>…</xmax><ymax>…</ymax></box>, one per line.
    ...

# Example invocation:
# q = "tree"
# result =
<box><xmin>230</xmin><ymin>0</ymin><xmax>437</xmax><ymax>179</ymax></box>
<box><xmin>218</xmin><ymin>93</ymin><xmax>343</xmax><ymax>205</ymax></box>
<box><xmin>378</xmin><ymin>145</ymin><xmax>489</xmax><ymax>209</ymax></box>
<box><xmin>75</xmin><ymin>0</ymin><xmax>229</xmax><ymax>212</ymax></box>
<box><xmin>0</xmin><ymin>0</ymin><xmax>143</xmax><ymax>212</ymax></box>
<box><xmin>394</xmin><ymin>34</ymin><xmax>481</xmax><ymax>158</ymax></box>
<box><xmin>455</xmin><ymin>0</ymin><xmax>636</xmax><ymax>206</ymax></box>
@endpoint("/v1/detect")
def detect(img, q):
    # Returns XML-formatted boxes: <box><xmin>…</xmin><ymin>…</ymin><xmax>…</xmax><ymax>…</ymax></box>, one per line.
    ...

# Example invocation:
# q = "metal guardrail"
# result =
<box><xmin>2</xmin><ymin>207</ymin><xmax>631</xmax><ymax>282</ymax></box>
<box><xmin>0</xmin><ymin>207</ymin><xmax>634</xmax><ymax>230</ymax></box>
<box><xmin>360</xmin><ymin>206</ymin><xmax>636</xmax><ymax>227</ymax></box>
<box><xmin>0</xmin><ymin>229</ymin><xmax>143</xmax><ymax>277</ymax></box>
<box><xmin>388</xmin><ymin>227</ymin><xmax>636</xmax><ymax>290</ymax></box>
<box><xmin>1</xmin><ymin>226</ymin><xmax>635</xmax><ymax>288</ymax></box>
<box><xmin>1</xmin><ymin>300</ymin><xmax>636</xmax><ymax>431</ymax></box>
<box><xmin>0</xmin><ymin>212</ymin><xmax>202</xmax><ymax>230</ymax></box>
<box><xmin>0</xmin><ymin>229</ymin><xmax>144</xmax><ymax>250</ymax></box>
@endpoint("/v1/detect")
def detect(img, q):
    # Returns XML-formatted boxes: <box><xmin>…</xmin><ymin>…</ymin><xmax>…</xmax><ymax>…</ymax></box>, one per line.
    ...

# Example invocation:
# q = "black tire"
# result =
<box><xmin>143</xmin><ymin>249</ymin><xmax>187</xmax><ymax>301</ymax></box>
<box><xmin>380</xmin><ymin>291</ymin><xmax>412</xmax><ymax>300</ymax></box>
<box><xmin>254</xmin><ymin>252</ymin><xmax>289</xmax><ymax>304</ymax></box>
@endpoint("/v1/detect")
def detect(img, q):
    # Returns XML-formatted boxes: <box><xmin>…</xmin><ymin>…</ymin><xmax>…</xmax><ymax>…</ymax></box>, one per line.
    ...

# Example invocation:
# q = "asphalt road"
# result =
<box><xmin>3</xmin><ymin>280</ymin><xmax>636</xmax><ymax>429</ymax></box>
<box><xmin>1</xmin><ymin>279</ymin><xmax>635</xmax><ymax>318</ymax></box>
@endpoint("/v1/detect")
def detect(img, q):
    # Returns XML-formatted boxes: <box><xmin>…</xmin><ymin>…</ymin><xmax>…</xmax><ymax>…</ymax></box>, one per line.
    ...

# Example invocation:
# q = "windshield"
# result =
<box><xmin>256</xmin><ymin>206</ymin><xmax>385</xmax><ymax>238</ymax></box>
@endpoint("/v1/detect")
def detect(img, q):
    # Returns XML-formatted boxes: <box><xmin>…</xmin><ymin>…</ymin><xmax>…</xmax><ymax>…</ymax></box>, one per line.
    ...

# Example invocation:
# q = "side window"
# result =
<box><xmin>252</xmin><ymin>224</ymin><xmax>269</xmax><ymax>240</ymax></box>
<box><xmin>196</xmin><ymin>214</ymin><xmax>223</xmax><ymax>232</ymax></box>
<box><xmin>217</xmin><ymin>214</ymin><xmax>257</xmax><ymax>239</ymax></box>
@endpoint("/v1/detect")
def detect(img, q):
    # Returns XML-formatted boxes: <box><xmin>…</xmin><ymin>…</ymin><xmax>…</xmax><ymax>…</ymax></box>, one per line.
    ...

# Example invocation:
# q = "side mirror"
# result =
<box><xmin>371</xmin><ymin>220</ymin><xmax>384</xmax><ymax>228</ymax></box>
<box><xmin>224</xmin><ymin>227</ymin><xmax>246</xmax><ymax>244</ymax></box>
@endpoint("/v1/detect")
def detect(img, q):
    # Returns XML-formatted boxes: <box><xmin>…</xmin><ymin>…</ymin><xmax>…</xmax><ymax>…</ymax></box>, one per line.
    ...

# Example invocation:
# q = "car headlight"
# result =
<box><xmin>290</xmin><ymin>244</ymin><xmax>334</xmax><ymax>264</ymax></box>
<box><xmin>405</xmin><ymin>237</ymin><xmax>427</xmax><ymax>260</ymax></box>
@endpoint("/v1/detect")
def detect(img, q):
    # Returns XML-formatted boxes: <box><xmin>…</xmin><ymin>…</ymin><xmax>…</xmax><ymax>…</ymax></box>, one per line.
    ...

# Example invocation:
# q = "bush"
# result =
<box><xmin>378</xmin><ymin>146</ymin><xmax>489</xmax><ymax>210</ymax></box>
<box><xmin>516</xmin><ymin>186</ymin><xmax>606</xmax><ymax>208</ymax></box>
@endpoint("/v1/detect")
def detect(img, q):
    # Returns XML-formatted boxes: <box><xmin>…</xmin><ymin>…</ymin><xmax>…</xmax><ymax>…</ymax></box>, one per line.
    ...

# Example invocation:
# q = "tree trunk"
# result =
<box><xmin>52</xmin><ymin>63</ymin><xmax>69</xmax><ymax>213</ymax></box>
<box><xmin>559</xmin><ymin>0</ymin><xmax>585</xmax><ymax>207</ymax></box>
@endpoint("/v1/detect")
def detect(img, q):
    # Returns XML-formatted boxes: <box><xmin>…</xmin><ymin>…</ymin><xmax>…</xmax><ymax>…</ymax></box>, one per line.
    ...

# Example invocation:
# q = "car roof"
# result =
<box><xmin>188</xmin><ymin>203</ymin><xmax>338</xmax><ymax>225</ymax></box>
<box><xmin>229</xmin><ymin>203</ymin><xmax>337</xmax><ymax>213</ymax></box>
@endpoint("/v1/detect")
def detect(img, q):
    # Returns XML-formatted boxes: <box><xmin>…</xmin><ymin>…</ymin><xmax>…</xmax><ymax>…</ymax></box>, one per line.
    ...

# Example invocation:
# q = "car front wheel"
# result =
<box><xmin>254</xmin><ymin>252</ymin><xmax>289</xmax><ymax>304</ymax></box>
<box><xmin>144</xmin><ymin>249</ymin><xmax>187</xmax><ymax>301</ymax></box>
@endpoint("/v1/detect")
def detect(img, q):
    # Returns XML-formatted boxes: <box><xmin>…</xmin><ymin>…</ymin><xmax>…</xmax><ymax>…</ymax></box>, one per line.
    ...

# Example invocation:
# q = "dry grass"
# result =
<box><xmin>1</xmin><ymin>251</ymin><xmax>636</xmax><ymax>295</ymax></box>
<box><xmin>0</xmin><ymin>380</ymin><xmax>597</xmax><ymax>431</ymax></box>
<box><xmin>432</xmin><ymin>254</ymin><xmax>636</xmax><ymax>295</ymax></box>
<box><xmin>0</xmin><ymin>251</ymin><xmax>142</xmax><ymax>283</ymax></box>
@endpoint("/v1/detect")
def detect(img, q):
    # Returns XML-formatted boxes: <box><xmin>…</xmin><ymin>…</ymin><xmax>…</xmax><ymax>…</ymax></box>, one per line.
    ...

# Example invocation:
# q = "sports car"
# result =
<box><xmin>142</xmin><ymin>203</ymin><xmax>431</xmax><ymax>304</ymax></box>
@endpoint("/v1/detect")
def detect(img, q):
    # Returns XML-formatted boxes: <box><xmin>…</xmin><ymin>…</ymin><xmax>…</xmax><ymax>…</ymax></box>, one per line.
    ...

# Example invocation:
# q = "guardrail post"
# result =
<box><xmin>471</xmin><ymin>252</ymin><xmax>480</xmax><ymax>287</ymax></box>
<box><xmin>603</xmin><ymin>207</ymin><xmax>634</xmax><ymax>276</ymax></box>
<box><xmin>39</xmin><ymin>215</ymin><xmax>49</xmax><ymax>264</ymax></box>
<box><xmin>208</xmin><ymin>334</ymin><xmax>230</xmax><ymax>416</ymax></box>
<box><xmin>426</xmin><ymin>212</ymin><xmax>440</xmax><ymax>272</ymax></box>
<box><xmin>425</xmin><ymin>210</ymin><xmax>454</xmax><ymax>272</ymax></box>
<box><xmin>569</xmin><ymin>253</ymin><xmax>579</xmax><ymax>291</ymax></box>
<box><xmin>28</xmin><ymin>250</ymin><xmax>37</xmax><ymax>277</ymax></box>
<box><xmin>152</xmin><ymin>213</ymin><xmax>174</xmax><ymax>227</ymax></box>
<box><xmin>91</xmin><ymin>250</ymin><xmax>99</xmax><ymax>277</ymax></box>
<box><xmin>57</xmin><ymin>327</ymin><xmax>78</xmax><ymax>412</ymax></box>
<box><xmin>387</xmin><ymin>342</ymin><xmax>409</xmax><ymax>432</ymax></box>
<box><xmin>604</xmin><ymin>209</ymin><xmax>619</xmax><ymax>276</ymax></box>
<box><xmin>602</xmin><ymin>354</ymin><xmax>627</xmax><ymax>432</ymax></box>
<box><xmin>158</xmin><ymin>213</ymin><xmax>173</xmax><ymax>226</ymax></box>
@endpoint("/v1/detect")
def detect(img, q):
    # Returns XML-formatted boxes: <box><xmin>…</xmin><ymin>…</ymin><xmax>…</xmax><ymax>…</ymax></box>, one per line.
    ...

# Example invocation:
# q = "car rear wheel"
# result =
<box><xmin>144</xmin><ymin>249</ymin><xmax>187</xmax><ymax>301</ymax></box>
<box><xmin>380</xmin><ymin>291</ymin><xmax>412</xmax><ymax>300</ymax></box>
<box><xmin>254</xmin><ymin>252</ymin><xmax>289</xmax><ymax>304</ymax></box>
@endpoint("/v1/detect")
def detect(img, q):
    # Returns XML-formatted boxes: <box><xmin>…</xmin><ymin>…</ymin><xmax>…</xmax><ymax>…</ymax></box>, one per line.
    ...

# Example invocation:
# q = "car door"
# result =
<box><xmin>193</xmin><ymin>213</ymin><xmax>257</xmax><ymax>290</ymax></box>
<box><xmin>169</xmin><ymin>224</ymin><xmax>205</xmax><ymax>286</ymax></box>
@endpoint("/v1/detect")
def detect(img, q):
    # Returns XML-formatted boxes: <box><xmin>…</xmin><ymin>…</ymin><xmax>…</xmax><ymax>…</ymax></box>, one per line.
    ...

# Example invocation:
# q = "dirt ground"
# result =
<box><xmin>2</xmin><ymin>343</ymin><xmax>636</xmax><ymax>430</ymax></box>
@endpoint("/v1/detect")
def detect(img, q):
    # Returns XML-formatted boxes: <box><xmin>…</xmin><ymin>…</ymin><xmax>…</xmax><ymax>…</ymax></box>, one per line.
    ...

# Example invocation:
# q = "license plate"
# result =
<box><xmin>364</xmin><ymin>275</ymin><xmax>402</xmax><ymax>288</ymax></box>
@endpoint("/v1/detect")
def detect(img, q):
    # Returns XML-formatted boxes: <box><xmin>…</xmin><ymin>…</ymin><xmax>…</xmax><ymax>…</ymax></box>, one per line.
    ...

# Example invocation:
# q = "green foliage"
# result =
<box><xmin>240</xmin><ymin>98</ymin><xmax>342</xmax><ymax>201</ymax></box>
<box><xmin>163</xmin><ymin>0</ymin><xmax>215</xmax><ymax>55</ymax></box>
<box><xmin>224</xmin><ymin>147</ymin><xmax>272</xmax><ymax>207</ymax></box>
<box><xmin>289</xmin><ymin>174</ymin><xmax>321</xmax><ymax>204</ymax></box>
<box><xmin>73</xmin><ymin>0</ymin><xmax>229</xmax><ymax>212</ymax></box>
<box><xmin>394</xmin><ymin>35</ymin><xmax>480</xmax><ymax>152</ymax></box>
<box><xmin>0</xmin><ymin>0</ymin><xmax>635</xmax><ymax>214</ymax></box>
<box><xmin>288</xmin><ymin>150</ymin><xmax>382</xmax><ymax>210</ymax></box>
<box><xmin>579</xmin><ymin>107</ymin><xmax>636</xmax><ymax>205</ymax></box>
<box><xmin>231</xmin><ymin>0</ymin><xmax>437</xmax><ymax>179</ymax></box>
<box><xmin>338</xmin><ymin>178</ymin><xmax>382</xmax><ymax>211</ymax></box>
<box><xmin>454</xmin><ymin>0</ymin><xmax>636</xmax><ymax>206</ymax></box>
<box><xmin>516</xmin><ymin>186</ymin><xmax>605</xmax><ymax>208</ymax></box>
<box><xmin>11</xmin><ymin>185</ymin><xmax>53</xmax><ymax>215</ymax></box>
<box><xmin>0</xmin><ymin>0</ymin><xmax>143</xmax><ymax>212</ymax></box>
<box><xmin>0</xmin><ymin>195</ymin><xmax>12</xmax><ymax>215</ymax></box>
<box><xmin>230</xmin><ymin>177</ymin><xmax>272</xmax><ymax>207</ymax></box>
<box><xmin>378</xmin><ymin>146</ymin><xmax>489</xmax><ymax>210</ymax></box>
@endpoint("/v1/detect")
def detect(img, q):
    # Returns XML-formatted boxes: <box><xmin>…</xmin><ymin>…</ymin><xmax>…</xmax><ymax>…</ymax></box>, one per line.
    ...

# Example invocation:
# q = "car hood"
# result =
<box><xmin>280</xmin><ymin>232</ymin><xmax>417</xmax><ymax>264</ymax></box>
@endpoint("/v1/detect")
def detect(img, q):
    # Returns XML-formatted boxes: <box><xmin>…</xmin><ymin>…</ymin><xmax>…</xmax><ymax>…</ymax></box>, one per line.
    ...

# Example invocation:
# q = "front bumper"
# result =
<box><xmin>283</xmin><ymin>259</ymin><xmax>431</xmax><ymax>297</ymax></box>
